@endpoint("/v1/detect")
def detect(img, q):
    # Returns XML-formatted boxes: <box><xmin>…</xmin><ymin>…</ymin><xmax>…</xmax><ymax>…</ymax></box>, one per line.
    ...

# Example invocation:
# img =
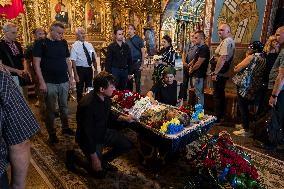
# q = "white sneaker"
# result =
<box><xmin>233</xmin><ymin>129</ymin><xmax>252</xmax><ymax>137</ymax></box>
<box><xmin>235</xmin><ymin>124</ymin><xmax>243</xmax><ymax>130</ymax></box>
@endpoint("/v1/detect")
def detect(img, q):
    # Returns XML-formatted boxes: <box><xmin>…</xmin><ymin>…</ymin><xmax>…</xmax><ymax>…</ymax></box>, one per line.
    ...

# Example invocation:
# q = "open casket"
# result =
<box><xmin>112</xmin><ymin>95</ymin><xmax>216</xmax><ymax>166</ymax></box>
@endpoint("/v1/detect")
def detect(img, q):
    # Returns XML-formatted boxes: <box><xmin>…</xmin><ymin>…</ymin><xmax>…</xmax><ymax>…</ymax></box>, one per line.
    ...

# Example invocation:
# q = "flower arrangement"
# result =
<box><xmin>159</xmin><ymin>118</ymin><xmax>184</xmax><ymax>134</ymax></box>
<box><xmin>112</xmin><ymin>90</ymin><xmax>142</xmax><ymax>109</ymax></box>
<box><xmin>191</xmin><ymin>104</ymin><xmax>204</xmax><ymax>122</ymax></box>
<box><xmin>179</xmin><ymin>104</ymin><xmax>192</xmax><ymax>115</ymax></box>
<box><xmin>198</xmin><ymin>131</ymin><xmax>262</xmax><ymax>189</ymax></box>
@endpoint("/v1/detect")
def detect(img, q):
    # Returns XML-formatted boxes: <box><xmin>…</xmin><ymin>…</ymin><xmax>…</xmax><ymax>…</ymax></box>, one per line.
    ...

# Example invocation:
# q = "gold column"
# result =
<box><xmin>23</xmin><ymin>0</ymin><xmax>36</xmax><ymax>43</ymax></box>
<box><xmin>123</xmin><ymin>8</ymin><xmax>130</xmax><ymax>31</ymax></box>
<box><xmin>71</xmin><ymin>0</ymin><xmax>85</xmax><ymax>31</ymax></box>
<box><xmin>104</xmin><ymin>0</ymin><xmax>113</xmax><ymax>44</ymax></box>
<box><xmin>35</xmin><ymin>0</ymin><xmax>51</xmax><ymax>31</ymax></box>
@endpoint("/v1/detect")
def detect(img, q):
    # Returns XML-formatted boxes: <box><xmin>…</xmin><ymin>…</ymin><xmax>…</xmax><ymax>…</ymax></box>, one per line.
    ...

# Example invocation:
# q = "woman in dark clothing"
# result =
<box><xmin>147</xmin><ymin>67</ymin><xmax>183</xmax><ymax>106</ymax></box>
<box><xmin>152</xmin><ymin>35</ymin><xmax>175</xmax><ymax>83</ymax></box>
<box><xmin>255</xmin><ymin>35</ymin><xmax>280</xmax><ymax>116</ymax></box>
<box><xmin>233</xmin><ymin>41</ymin><xmax>265</xmax><ymax>137</ymax></box>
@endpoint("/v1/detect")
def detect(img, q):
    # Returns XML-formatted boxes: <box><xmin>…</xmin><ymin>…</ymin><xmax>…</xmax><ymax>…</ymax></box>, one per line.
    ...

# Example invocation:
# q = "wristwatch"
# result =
<box><xmin>271</xmin><ymin>94</ymin><xmax>278</xmax><ymax>98</ymax></box>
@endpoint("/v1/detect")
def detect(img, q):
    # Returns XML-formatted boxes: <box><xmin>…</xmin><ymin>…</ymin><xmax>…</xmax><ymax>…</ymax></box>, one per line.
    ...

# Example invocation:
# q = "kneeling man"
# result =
<box><xmin>75</xmin><ymin>71</ymin><xmax>136</xmax><ymax>176</ymax></box>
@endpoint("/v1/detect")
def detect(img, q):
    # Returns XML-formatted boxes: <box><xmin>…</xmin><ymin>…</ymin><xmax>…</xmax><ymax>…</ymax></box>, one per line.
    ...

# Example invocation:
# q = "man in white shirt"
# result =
<box><xmin>70</xmin><ymin>27</ymin><xmax>97</xmax><ymax>103</ymax></box>
<box><xmin>211</xmin><ymin>23</ymin><xmax>235</xmax><ymax>123</ymax></box>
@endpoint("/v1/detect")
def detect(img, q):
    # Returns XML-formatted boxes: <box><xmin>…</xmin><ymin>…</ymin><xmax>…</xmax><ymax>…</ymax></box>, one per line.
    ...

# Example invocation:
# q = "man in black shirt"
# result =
<box><xmin>33</xmin><ymin>22</ymin><xmax>74</xmax><ymax>144</ymax></box>
<box><xmin>105</xmin><ymin>27</ymin><xmax>132</xmax><ymax>91</ymax></box>
<box><xmin>75</xmin><ymin>71</ymin><xmax>135</xmax><ymax>177</ymax></box>
<box><xmin>188</xmin><ymin>31</ymin><xmax>210</xmax><ymax>106</ymax></box>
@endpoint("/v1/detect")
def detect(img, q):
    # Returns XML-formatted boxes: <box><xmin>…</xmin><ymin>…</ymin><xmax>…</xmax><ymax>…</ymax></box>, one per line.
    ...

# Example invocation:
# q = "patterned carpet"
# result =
<box><xmin>16</xmin><ymin>64</ymin><xmax>283</xmax><ymax>188</ymax></box>
<box><xmin>26</xmin><ymin>101</ymin><xmax>284</xmax><ymax>189</ymax></box>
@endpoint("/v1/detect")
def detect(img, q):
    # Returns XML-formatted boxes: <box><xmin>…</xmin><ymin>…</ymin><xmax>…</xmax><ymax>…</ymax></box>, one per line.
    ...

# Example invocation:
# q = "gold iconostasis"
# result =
<box><xmin>0</xmin><ymin>0</ymin><xmax>163</xmax><ymax>50</ymax></box>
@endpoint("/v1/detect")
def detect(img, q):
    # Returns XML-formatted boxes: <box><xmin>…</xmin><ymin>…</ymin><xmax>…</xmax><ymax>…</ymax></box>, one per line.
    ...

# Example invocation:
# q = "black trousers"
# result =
<box><xmin>0</xmin><ymin>172</ymin><xmax>9</xmax><ymax>189</ymax></box>
<box><xmin>183</xmin><ymin>64</ymin><xmax>192</xmax><ymax>100</ymax></box>
<box><xmin>213</xmin><ymin>76</ymin><xmax>228</xmax><ymax>120</ymax></box>
<box><xmin>237</xmin><ymin>93</ymin><xmax>252</xmax><ymax>131</ymax></box>
<box><xmin>76</xmin><ymin>66</ymin><xmax>93</xmax><ymax>103</ymax></box>
<box><xmin>126</xmin><ymin>69</ymin><xmax>142</xmax><ymax>94</ymax></box>
<box><xmin>80</xmin><ymin>129</ymin><xmax>132</xmax><ymax>164</ymax></box>
<box><xmin>270</xmin><ymin>90</ymin><xmax>284</xmax><ymax>144</ymax></box>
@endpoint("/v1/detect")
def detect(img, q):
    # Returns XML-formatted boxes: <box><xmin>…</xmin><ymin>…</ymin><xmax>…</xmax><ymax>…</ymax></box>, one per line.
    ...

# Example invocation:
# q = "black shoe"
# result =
<box><xmin>103</xmin><ymin>162</ymin><xmax>118</xmax><ymax>172</ymax></box>
<box><xmin>62</xmin><ymin>128</ymin><xmax>75</xmax><ymax>136</ymax></box>
<box><xmin>48</xmin><ymin>134</ymin><xmax>59</xmax><ymax>144</ymax></box>
<box><xmin>88</xmin><ymin>169</ymin><xmax>107</xmax><ymax>179</ymax></box>
<box><xmin>65</xmin><ymin>150</ymin><xmax>77</xmax><ymax>172</ymax></box>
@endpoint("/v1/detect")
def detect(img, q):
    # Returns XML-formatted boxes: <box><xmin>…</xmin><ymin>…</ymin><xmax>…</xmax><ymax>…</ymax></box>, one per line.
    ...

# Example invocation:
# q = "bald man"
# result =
<box><xmin>268</xmin><ymin>26</ymin><xmax>284</xmax><ymax>149</ymax></box>
<box><xmin>211</xmin><ymin>23</ymin><xmax>235</xmax><ymax>122</ymax></box>
<box><xmin>70</xmin><ymin>27</ymin><xmax>97</xmax><ymax>103</ymax></box>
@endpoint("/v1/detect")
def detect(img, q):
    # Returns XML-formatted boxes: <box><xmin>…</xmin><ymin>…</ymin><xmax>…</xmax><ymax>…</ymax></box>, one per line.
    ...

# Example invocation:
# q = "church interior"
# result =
<box><xmin>1</xmin><ymin>0</ymin><xmax>284</xmax><ymax>188</ymax></box>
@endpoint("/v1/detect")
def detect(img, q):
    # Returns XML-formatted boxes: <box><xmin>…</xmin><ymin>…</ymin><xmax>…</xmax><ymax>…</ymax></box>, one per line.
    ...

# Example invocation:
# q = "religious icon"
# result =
<box><xmin>144</xmin><ymin>28</ymin><xmax>156</xmax><ymax>56</ymax></box>
<box><xmin>112</xmin><ymin>9</ymin><xmax>122</xmax><ymax>28</ymax></box>
<box><xmin>218</xmin><ymin>0</ymin><xmax>259</xmax><ymax>43</ymax></box>
<box><xmin>85</xmin><ymin>1</ymin><xmax>102</xmax><ymax>33</ymax></box>
<box><xmin>52</xmin><ymin>0</ymin><xmax>70</xmax><ymax>28</ymax></box>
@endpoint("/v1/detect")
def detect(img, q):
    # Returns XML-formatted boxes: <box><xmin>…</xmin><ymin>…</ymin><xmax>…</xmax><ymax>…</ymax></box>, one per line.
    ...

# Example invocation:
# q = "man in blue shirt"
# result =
<box><xmin>126</xmin><ymin>24</ymin><xmax>145</xmax><ymax>94</ymax></box>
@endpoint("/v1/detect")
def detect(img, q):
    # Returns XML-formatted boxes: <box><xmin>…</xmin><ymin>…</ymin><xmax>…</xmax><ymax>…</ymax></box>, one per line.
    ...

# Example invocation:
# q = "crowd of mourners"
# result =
<box><xmin>0</xmin><ymin>20</ymin><xmax>284</xmax><ymax>188</ymax></box>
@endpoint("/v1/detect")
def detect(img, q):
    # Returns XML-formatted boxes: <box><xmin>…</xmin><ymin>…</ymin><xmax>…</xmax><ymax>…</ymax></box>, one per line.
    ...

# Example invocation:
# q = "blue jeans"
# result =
<box><xmin>0</xmin><ymin>172</ymin><xmax>10</xmax><ymax>189</ymax></box>
<box><xmin>45</xmin><ymin>82</ymin><xmax>69</xmax><ymax>135</ymax></box>
<box><xmin>193</xmin><ymin>77</ymin><xmax>204</xmax><ymax>106</ymax></box>
<box><xmin>111</xmin><ymin>67</ymin><xmax>128</xmax><ymax>91</ymax></box>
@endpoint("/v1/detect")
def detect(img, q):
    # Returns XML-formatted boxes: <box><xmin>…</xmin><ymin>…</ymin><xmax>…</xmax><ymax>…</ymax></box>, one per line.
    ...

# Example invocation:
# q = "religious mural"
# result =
<box><xmin>85</xmin><ymin>0</ymin><xmax>102</xmax><ymax>33</ymax></box>
<box><xmin>51</xmin><ymin>0</ymin><xmax>71</xmax><ymax>29</ymax></box>
<box><xmin>211</xmin><ymin>0</ymin><xmax>266</xmax><ymax>44</ymax></box>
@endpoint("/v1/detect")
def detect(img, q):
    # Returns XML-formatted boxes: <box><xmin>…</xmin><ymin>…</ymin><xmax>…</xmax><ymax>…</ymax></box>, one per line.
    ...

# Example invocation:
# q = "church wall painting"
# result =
<box><xmin>85</xmin><ymin>0</ymin><xmax>102</xmax><ymax>33</ymax></box>
<box><xmin>210</xmin><ymin>0</ymin><xmax>267</xmax><ymax>44</ymax></box>
<box><xmin>51</xmin><ymin>0</ymin><xmax>71</xmax><ymax>30</ymax></box>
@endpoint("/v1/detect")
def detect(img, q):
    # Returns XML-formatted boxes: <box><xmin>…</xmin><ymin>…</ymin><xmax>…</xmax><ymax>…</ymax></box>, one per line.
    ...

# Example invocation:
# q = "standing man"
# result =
<box><xmin>0</xmin><ymin>23</ymin><xmax>30</xmax><ymax>93</ymax></box>
<box><xmin>105</xmin><ymin>27</ymin><xmax>132</xmax><ymax>91</ymax></box>
<box><xmin>33</xmin><ymin>22</ymin><xmax>74</xmax><ymax>144</ymax></box>
<box><xmin>211</xmin><ymin>23</ymin><xmax>235</xmax><ymax>123</ymax></box>
<box><xmin>75</xmin><ymin>71</ymin><xmax>135</xmax><ymax>177</ymax></box>
<box><xmin>70</xmin><ymin>27</ymin><xmax>97</xmax><ymax>103</ymax></box>
<box><xmin>0</xmin><ymin>58</ymin><xmax>40</xmax><ymax>189</ymax></box>
<box><xmin>126</xmin><ymin>24</ymin><xmax>145</xmax><ymax>94</ymax></box>
<box><xmin>25</xmin><ymin>28</ymin><xmax>46</xmax><ymax>112</ymax></box>
<box><xmin>188</xmin><ymin>31</ymin><xmax>210</xmax><ymax>106</ymax></box>
<box><xmin>182</xmin><ymin>32</ymin><xmax>198</xmax><ymax>101</ymax></box>
<box><xmin>268</xmin><ymin>26</ymin><xmax>284</xmax><ymax>149</ymax></box>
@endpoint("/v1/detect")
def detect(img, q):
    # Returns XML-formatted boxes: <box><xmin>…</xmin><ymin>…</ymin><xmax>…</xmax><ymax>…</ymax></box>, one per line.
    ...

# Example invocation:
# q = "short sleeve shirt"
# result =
<box><xmin>215</xmin><ymin>37</ymin><xmax>235</xmax><ymax>58</ymax></box>
<box><xmin>126</xmin><ymin>35</ymin><xmax>144</xmax><ymax>61</ymax></box>
<box><xmin>268</xmin><ymin>49</ymin><xmax>284</xmax><ymax>90</ymax></box>
<box><xmin>215</xmin><ymin>37</ymin><xmax>235</xmax><ymax>76</ymax></box>
<box><xmin>192</xmin><ymin>44</ymin><xmax>210</xmax><ymax>78</ymax></box>
<box><xmin>33</xmin><ymin>38</ymin><xmax>70</xmax><ymax>84</ymax></box>
<box><xmin>186</xmin><ymin>45</ymin><xmax>199</xmax><ymax>64</ymax></box>
<box><xmin>0</xmin><ymin>70</ymin><xmax>40</xmax><ymax>175</ymax></box>
<box><xmin>70</xmin><ymin>41</ymin><xmax>96</xmax><ymax>67</ymax></box>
